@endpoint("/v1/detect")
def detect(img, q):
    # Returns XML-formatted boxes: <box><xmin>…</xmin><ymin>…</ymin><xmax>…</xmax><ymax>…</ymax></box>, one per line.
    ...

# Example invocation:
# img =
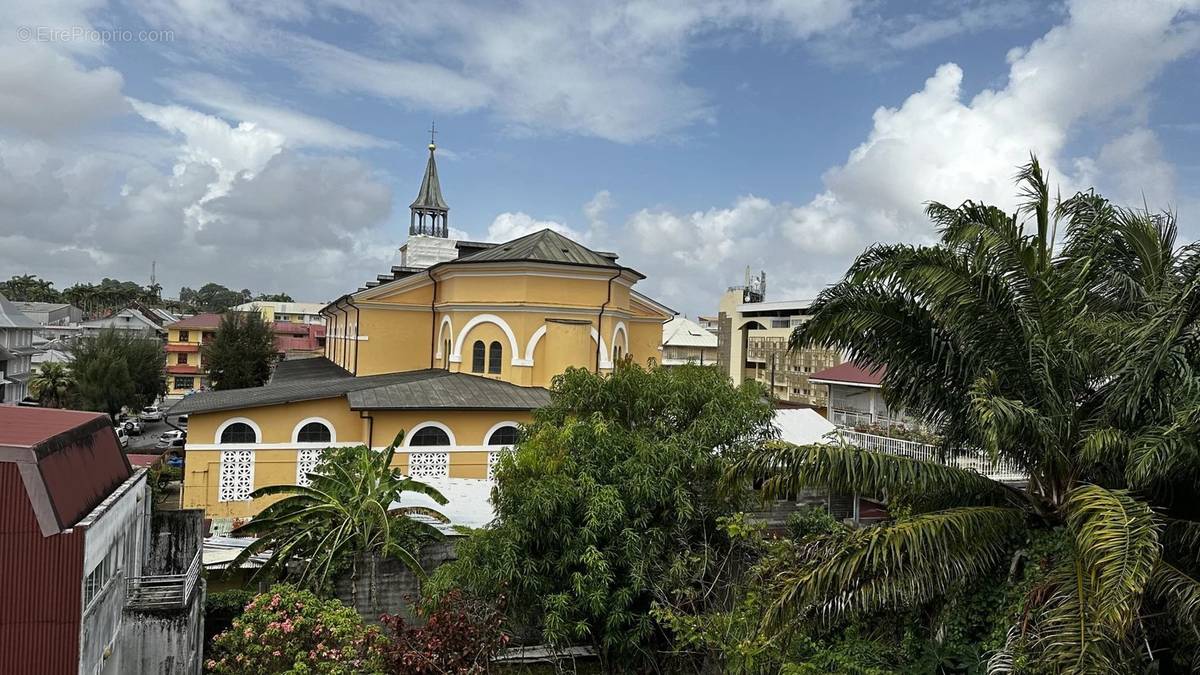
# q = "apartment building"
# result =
<box><xmin>0</xmin><ymin>293</ymin><xmax>37</xmax><ymax>404</ymax></box>
<box><xmin>715</xmin><ymin>275</ymin><xmax>840</xmax><ymax>407</ymax></box>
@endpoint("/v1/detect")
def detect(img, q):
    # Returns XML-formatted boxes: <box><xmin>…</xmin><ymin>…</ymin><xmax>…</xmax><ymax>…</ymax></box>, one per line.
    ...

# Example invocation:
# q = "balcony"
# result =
<box><xmin>834</xmin><ymin>430</ymin><xmax>1026</xmax><ymax>483</ymax></box>
<box><xmin>126</xmin><ymin>550</ymin><xmax>201</xmax><ymax>610</ymax></box>
<box><xmin>166</xmin><ymin>364</ymin><xmax>200</xmax><ymax>375</ymax></box>
<box><xmin>165</xmin><ymin>343</ymin><xmax>200</xmax><ymax>353</ymax></box>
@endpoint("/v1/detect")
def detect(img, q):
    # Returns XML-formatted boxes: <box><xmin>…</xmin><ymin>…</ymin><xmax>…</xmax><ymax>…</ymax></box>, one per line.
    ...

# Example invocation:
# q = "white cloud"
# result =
<box><xmin>0</xmin><ymin>44</ymin><xmax>127</xmax><ymax>135</ymax></box>
<box><xmin>486</xmin><ymin>212</ymin><xmax>583</xmax><ymax>242</ymax></box>
<box><xmin>161</xmin><ymin>73</ymin><xmax>389</xmax><ymax>150</ymax></box>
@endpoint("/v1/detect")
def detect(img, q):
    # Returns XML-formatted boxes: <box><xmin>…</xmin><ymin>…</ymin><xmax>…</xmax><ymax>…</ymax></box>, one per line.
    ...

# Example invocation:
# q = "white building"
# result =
<box><xmin>0</xmin><ymin>292</ymin><xmax>38</xmax><ymax>404</ymax></box>
<box><xmin>232</xmin><ymin>301</ymin><xmax>328</xmax><ymax>325</ymax></box>
<box><xmin>661</xmin><ymin>315</ymin><xmax>718</xmax><ymax>367</ymax></box>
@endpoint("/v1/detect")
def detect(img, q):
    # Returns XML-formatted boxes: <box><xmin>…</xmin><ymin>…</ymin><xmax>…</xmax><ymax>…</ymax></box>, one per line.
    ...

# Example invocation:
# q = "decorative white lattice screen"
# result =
<box><xmin>296</xmin><ymin>448</ymin><xmax>321</xmax><ymax>487</ymax></box>
<box><xmin>407</xmin><ymin>451</ymin><xmax>449</xmax><ymax>478</ymax></box>
<box><xmin>218</xmin><ymin>450</ymin><xmax>254</xmax><ymax>502</ymax></box>
<box><xmin>487</xmin><ymin>450</ymin><xmax>512</xmax><ymax>481</ymax></box>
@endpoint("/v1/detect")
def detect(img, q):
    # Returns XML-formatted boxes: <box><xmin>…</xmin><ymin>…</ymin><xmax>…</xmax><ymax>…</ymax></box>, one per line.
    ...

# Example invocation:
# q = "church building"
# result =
<box><xmin>173</xmin><ymin>136</ymin><xmax>674</xmax><ymax>527</ymax></box>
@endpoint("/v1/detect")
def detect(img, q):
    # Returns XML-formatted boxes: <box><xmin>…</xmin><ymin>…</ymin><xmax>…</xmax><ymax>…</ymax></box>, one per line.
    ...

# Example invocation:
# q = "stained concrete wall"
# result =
<box><xmin>334</xmin><ymin>540</ymin><xmax>458</xmax><ymax>623</ymax></box>
<box><xmin>118</xmin><ymin>509</ymin><xmax>206</xmax><ymax>674</ymax></box>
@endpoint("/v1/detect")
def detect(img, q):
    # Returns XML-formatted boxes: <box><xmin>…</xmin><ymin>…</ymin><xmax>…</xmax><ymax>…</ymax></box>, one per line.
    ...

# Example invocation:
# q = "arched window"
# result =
<box><xmin>296</xmin><ymin>422</ymin><xmax>332</xmax><ymax>443</ymax></box>
<box><xmin>487</xmin><ymin>425</ymin><xmax>519</xmax><ymax>446</ymax></box>
<box><xmin>410</xmin><ymin>426</ymin><xmax>452</xmax><ymax>446</ymax></box>
<box><xmin>488</xmin><ymin>341</ymin><xmax>503</xmax><ymax>374</ymax></box>
<box><xmin>471</xmin><ymin>340</ymin><xmax>486</xmax><ymax>373</ymax></box>
<box><xmin>443</xmin><ymin>339</ymin><xmax>451</xmax><ymax>369</ymax></box>
<box><xmin>220</xmin><ymin>422</ymin><xmax>257</xmax><ymax>444</ymax></box>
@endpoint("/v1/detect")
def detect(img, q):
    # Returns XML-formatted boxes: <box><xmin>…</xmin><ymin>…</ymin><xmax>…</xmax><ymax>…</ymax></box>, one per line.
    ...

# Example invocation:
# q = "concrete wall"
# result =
<box><xmin>119</xmin><ymin>580</ymin><xmax>205</xmax><ymax>675</ymax></box>
<box><xmin>334</xmin><ymin>540</ymin><xmax>458</xmax><ymax>623</ymax></box>
<box><xmin>118</xmin><ymin>509</ymin><xmax>206</xmax><ymax>675</ymax></box>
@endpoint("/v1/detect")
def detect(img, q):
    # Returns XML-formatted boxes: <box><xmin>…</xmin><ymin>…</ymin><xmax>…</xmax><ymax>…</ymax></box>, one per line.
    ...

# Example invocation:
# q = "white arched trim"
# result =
<box><xmin>591</xmin><ymin>328</ymin><xmax>613</xmax><ymax>370</ymax></box>
<box><xmin>435</xmin><ymin>316</ymin><xmax>453</xmax><ymax>358</ymax></box>
<box><xmin>215</xmin><ymin>417</ymin><xmax>262</xmax><ymax>444</ymax></box>
<box><xmin>483</xmin><ymin>420</ymin><xmax>521</xmax><ymax>446</ymax></box>
<box><xmin>521</xmin><ymin>325</ymin><xmax>547</xmax><ymax>365</ymax></box>
<box><xmin>450</xmin><ymin>314</ymin><xmax>522</xmax><ymax>366</ymax></box>
<box><xmin>611</xmin><ymin>322</ymin><xmax>629</xmax><ymax>360</ymax></box>
<box><xmin>520</xmin><ymin>323</ymin><xmax>612</xmax><ymax>368</ymax></box>
<box><xmin>290</xmin><ymin>417</ymin><xmax>337</xmax><ymax>444</ymax></box>
<box><xmin>404</xmin><ymin>421</ymin><xmax>457</xmax><ymax>447</ymax></box>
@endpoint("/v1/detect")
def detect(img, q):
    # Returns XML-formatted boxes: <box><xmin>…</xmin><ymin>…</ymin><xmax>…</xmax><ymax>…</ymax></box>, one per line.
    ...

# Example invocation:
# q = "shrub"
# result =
<box><xmin>205</xmin><ymin>584</ymin><xmax>387</xmax><ymax>674</ymax></box>
<box><xmin>380</xmin><ymin>590</ymin><xmax>508</xmax><ymax>674</ymax></box>
<box><xmin>204</xmin><ymin>589</ymin><xmax>256</xmax><ymax>649</ymax></box>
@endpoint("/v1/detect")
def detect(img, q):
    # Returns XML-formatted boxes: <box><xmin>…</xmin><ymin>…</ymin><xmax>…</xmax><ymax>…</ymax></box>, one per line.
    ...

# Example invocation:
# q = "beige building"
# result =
<box><xmin>715</xmin><ymin>276</ymin><xmax>840</xmax><ymax>407</ymax></box>
<box><xmin>232</xmin><ymin>301</ymin><xmax>327</xmax><ymax>325</ymax></box>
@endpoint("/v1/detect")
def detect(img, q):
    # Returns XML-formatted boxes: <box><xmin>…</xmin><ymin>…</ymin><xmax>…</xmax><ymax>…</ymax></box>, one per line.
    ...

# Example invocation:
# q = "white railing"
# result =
<box><xmin>126</xmin><ymin>550</ymin><xmax>201</xmax><ymax>610</ymax></box>
<box><xmin>835</xmin><ymin>430</ymin><xmax>1026</xmax><ymax>482</ymax></box>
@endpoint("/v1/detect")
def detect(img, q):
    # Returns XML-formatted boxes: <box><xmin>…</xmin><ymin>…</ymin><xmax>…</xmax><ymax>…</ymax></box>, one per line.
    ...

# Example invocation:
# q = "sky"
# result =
<box><xmin>1</xmin><ymin>0</ymin><xmax>1199</xmax><ymax>317</ymax></box>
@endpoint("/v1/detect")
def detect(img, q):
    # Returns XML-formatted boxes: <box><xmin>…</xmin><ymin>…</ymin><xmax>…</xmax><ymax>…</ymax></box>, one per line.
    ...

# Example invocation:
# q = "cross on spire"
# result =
<box><xmin>428</xmin><ymin>121</ymin><xmax>437</xmax><ymax>148</ymax></box>
<box><xmin>411</xmin><ymin>126</ymin><xmax>449</xmax><ymax>237</ymax></box>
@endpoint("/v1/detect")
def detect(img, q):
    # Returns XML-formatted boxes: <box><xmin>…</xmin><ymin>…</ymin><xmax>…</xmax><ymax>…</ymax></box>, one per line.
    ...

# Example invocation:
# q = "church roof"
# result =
<box><xmin>410</xmin><ymin>145</ymin><xmax>448</xmax><ymax>211</ymax></box>
<box><xmin>167</xmin><ymin>357</ymin><xmax>550</xmax><ymax>415</ymax></box>
<box><xmin>0</xmin><ymin>292</ymin><xmax>39</xmax><ymax>329</ymax></box>
<box><xmin>456</xmin><ymin>228</ymin><xmax>625</xmax><ymax>271</ymax></box>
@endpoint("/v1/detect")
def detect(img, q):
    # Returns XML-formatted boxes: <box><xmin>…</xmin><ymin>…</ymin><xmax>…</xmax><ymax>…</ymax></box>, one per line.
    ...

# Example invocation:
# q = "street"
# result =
<box><xmin>125</xmin><ymin>415</ymin><xmax>187</xmax><ymax>452</ymax></box>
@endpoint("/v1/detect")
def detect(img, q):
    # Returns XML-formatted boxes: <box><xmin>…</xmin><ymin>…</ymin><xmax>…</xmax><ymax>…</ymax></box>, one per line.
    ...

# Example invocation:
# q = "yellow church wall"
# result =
<box><xmin>437</xmin><ymin>274</ymin><xmax>616</xmax><ymax>308</ymax></box>
<box><xmin>628</xmin><ymin>320</ymin><xmax>665</xmax><ymax>367</ymax></box>
<box><xmin>355</xmin><ymin>306</ymin><xmax>434</xmax><ymax>375</ymax></box>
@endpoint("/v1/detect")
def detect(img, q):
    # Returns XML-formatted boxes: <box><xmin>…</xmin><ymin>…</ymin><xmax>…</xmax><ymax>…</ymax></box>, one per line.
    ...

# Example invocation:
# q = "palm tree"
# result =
<box><xmin>232</xmin><ymin>433</ymin><xmax>450</xmax><ymax>593</ymax></box>
<box><xmin>29</xmin><ymin>362</ymin><xmax>74</xmax><ymax>408</ymax></box>
<box><xmin>733</xmin><ymin>159</ymin><xmax>1200</xmax><ymax>671</ymax></box>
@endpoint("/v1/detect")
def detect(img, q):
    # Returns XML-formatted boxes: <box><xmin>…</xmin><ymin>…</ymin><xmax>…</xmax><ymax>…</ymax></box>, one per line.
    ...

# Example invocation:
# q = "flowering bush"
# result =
<box><xmin>206</xmin><ymin>584</ymin><xmax>387</xmax><ymax>674</ymax></box>
<box><xmin>380</xmin><ymin>590</ymin><xmax>508</xmax><ymax>674</ymax></box>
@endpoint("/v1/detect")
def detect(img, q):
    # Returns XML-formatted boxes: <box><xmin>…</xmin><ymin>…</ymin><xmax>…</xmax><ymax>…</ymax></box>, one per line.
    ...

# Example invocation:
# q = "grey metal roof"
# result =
<box><xmin>347</xmin><ymin>372</ymin><xmax>550</xmax><ymax>410</ymax></box>
<box><xmin>410</xmin><ymin>146</ymin><xmax>448</xmax><ymax>211</ymax></box>
<box><xmin>454</xmin><ymin>228</ymin><xmax>621</xmax><ymax>269</ymax></box>
<box><xmin>0</xmin><ymin>292</ymin><xmax>39</xmax><ymax>329</ymax></box>
<box><xmin>168</xmin><ymin>358</ymin><xmax>549</xmax><ymax>415</ymax></box>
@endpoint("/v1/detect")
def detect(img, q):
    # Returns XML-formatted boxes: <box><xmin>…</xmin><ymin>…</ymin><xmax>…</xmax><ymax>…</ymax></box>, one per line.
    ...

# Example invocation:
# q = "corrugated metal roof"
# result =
<box><xmin>809</xmin><ymin>362</ymin><xmax>885</xmax><ymax>387</ymax></box>
<box><xmin>169</xmin><ymin>358</ymin><xmax>550</xmax><ymax>414</ymax></box>
<box><xmin>662</xmin><ymin>316</ymin><xmax>717</xmax><ymax>348</ymax></box>
<box><xmin>0</xmin><ymin>407</ymin><xmax>132</xmax><ymax>532</ymax></box>
<box><xmin>0</xmin><ymin>464</ymin><xmax>84</xmax><ymax>675</ymax></box>
<box><xmin>165</xmin><ymin>312</ymin><xmax>224</xmax><ymax>329</ymax></box>
<box><xmin>0</xmin><ymin>292</ymin><xmax>39</xmax><ymax>329</ymax></box>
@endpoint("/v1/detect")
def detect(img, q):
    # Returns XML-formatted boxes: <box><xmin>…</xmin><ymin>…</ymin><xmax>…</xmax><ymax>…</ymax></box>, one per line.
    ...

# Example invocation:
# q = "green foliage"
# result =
<box><xmin>182</xmin><ymin>283</ymin><xmax>251</xmax><ymax>313</ymax></box>
<box><xmin>425</xmin><ymin>364</ymin><xmax>775</xmax><ymax>667</ymax></box>
<box><xmin>205</xmin><ymin>584</ymin><xmax>386</xmax><ymax>674</ymax></box>
<box><xmin>205</xmin><ymin>589</ymin><xmax>257</xmax><ymax>648</ymax></box>
<box><xmin>61</xmin><ymin>277</ymin><xmax>161</xmax><ymax>316</ymax></box>
<box><xmin>70</xmin><ymin>328</ymin><xmax>165</xmax><ymax>418</ymax></box>
<box><xmin>0</xmin><ymin>274</ymin><xmax>60</xmax><ymax>302</ymax></box>
<box><xmin>28</xmin><ymin>362</ymin><xmax>75</xmax><ymax>408</ymax></box>
<box><xmin>232</xmin><ymin>439</ymin><xmax>447</xmax><ymax>593</ymax></box>
<box><xmin>203</xmin><ymin>312</ymin><xmax>277</xmax><ymax>390</ymax></box>
<box><xmin>255</xmin><ymin>292</ymin><xmax>294</xmax><ymax>302</ymax></box>
<box><xmin>735</xmin><ymin>158</ymin><xmax>1200</xmax><ymax>669</ymax></box>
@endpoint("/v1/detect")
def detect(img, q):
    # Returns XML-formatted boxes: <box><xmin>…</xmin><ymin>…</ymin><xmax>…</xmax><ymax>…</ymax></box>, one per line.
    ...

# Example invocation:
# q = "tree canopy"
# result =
<box><xmin>202</xmin><ymin>312</ymin><xmax>278</xmax><ymax>390</ymax></box>
<box><xmin>733</xmin><ymin>158</ymin><xmax>1200</xmax><ymax>671</ymax></box>
<box><xmin>426</xmin><ymin>363</ymin><xmax>775</xmax><ymax>667</ymax></box>
<box><xmin>70</xmin><ymin>329</ymin><xmax>165</xmax><ymax>419</ymax></box>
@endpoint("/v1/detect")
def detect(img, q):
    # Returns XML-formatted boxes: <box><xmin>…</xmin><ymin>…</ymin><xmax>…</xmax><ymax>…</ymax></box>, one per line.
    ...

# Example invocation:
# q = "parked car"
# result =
<box><xmin>166</xmin><ymin>453</ymin><xmax>184</xmax><ymax>468</ymax></box>
<box><xmin>158</xmin><ymin>429</ymin><xmax>186</xmax><ymax>443</ymax></box>
<box><xmin>114</xmin><ymin>426</ymin><xmax>129</xmax><ymax>449</ymax></box>
<box><xmin>122</xmin><ymin>419</ymin><xmax>144</xmax><ymax>435</ymax></box>
<box><xmin>176</xmin><ymin>414</ymin><xmax>188</xmax><ymax>429</ymax></box>
<box><xmin>140</xmin><ymin>405</ymin><xmax>165</xmax><ymax>422</ymax></box>
<box><xmin>155</xmin><ymin>437</ymin><xmax>186</xmax><ymax>453</ymax></box>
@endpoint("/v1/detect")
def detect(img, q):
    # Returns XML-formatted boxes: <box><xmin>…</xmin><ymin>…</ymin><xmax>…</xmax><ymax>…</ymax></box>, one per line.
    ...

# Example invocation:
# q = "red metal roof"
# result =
<box><xmin>166</xmin><ymin>312</ymin><xmax>224</xmax><ymax>329</ymax></box>
<box><xmin>126</xmin><ymin>453</ymin><xmax>166</xmax><ymax>469</ymax></box>
<box><xmin>809</xmin><ymin>362</ymin><xmax>886</xmax><ymax>387</ymax></box>
<box><xmin>0</xmin><ymin>407</ymin><xmax>132</xmax><ymax>534</ymax></box>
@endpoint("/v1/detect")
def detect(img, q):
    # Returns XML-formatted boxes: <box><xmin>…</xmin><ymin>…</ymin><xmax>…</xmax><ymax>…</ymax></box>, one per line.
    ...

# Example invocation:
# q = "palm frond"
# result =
<box><xmin>1065</xmin><ymin>485</ymin><xmax>1162</xmax><ymax>635</ymax></box>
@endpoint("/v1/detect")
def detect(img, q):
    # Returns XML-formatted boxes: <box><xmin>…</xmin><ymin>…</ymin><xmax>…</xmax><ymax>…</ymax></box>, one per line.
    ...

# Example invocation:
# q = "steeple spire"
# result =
<box><xmin>410</xmin><ymin>123</ymin><xmax>449</xmax><ymax>237</ymax></box>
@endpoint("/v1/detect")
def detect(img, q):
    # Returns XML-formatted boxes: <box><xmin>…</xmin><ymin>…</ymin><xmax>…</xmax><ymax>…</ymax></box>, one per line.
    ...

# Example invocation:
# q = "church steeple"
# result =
<box><xmin>410</xmin><ymin>123</ymin><xmax>449</xmax><ymax>237</ymax></box>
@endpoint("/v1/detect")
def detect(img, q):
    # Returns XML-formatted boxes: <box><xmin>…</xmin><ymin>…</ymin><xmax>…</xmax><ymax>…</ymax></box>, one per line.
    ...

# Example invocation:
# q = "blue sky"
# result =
<box><xmin>1</xmin><ymin>1</ymin><xmax>1198</xmax><ymax>316</ymax></box>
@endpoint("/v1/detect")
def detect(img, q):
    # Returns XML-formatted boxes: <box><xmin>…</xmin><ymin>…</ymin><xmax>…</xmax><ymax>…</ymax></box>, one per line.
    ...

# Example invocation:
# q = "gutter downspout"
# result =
<box><xmin>350</xmin><ymin>299</ymin><xmax>361</xmax><ymax>376</ymax></box>
<box><xmin>428</xmin><ymin>269</ymin><xmax>439</xmax><ymax>369</ymax></box>
<box><xmin>595</xmin><ymin>269</ymin><xmax>623</xmax><ymax>373</ymax></box>
<box><xmin>338</xmin><ymin>298</ymin><xmax>352</xmax><ymax>370</ymax></box>
<box><xmin>359</xmin><ymin>411</ymin><xmax>374</xmax><ymax>449</ymax></box>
